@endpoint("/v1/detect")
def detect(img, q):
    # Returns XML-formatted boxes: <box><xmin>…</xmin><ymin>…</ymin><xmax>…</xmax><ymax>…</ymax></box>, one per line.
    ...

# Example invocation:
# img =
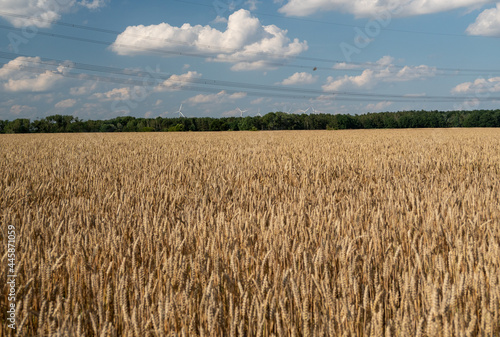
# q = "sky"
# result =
<box><xmin>0</xmin><ymin>0</ymin><xmax>500</xmax><ymax>120</ymax></box>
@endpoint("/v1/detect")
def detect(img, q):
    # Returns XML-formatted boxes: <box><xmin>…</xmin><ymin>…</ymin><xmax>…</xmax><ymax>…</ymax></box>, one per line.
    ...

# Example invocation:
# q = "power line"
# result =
<box><xmin>1</xmin><ymin>51</ymin><xmax>499</xmax><ymax>103</ymax></box>
<box><xmin>0</xmin><ymin>60</ymin><xmax>393</xmax><ymax>102</ymax></box>
<box><xmin>171</xmin><ymin>0</ymin><xmax>500</xmax><ymax>39</ymax></box>
<box><xmin>1</xmin><ymin>12</ymin><xmax>500</xmax><ymax>76</ymax></box>
<box><xmin>0</xmin><ymin>11</ymin><xmax>347</xmax><ymax>66</ymax></box>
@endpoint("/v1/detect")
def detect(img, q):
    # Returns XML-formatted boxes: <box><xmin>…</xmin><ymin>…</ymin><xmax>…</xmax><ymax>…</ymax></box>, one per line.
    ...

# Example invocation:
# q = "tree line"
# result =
<box><xmin>1</xmin><ymin>109</ymin><xmax>499</xmax><ymax>133</ymax></box>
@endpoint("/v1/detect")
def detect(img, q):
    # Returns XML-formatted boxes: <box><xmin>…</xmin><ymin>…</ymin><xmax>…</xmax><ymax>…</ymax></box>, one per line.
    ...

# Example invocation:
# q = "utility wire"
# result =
<box><xmin>1</xmin><ymin>51</ymin><xmax>499</xmax><ymax>103</ymax></box>
<box><xmin>172</xmin><ymin>0</ymin><xmax>500</xmax><ymax>39</ymax></box>
<box><xmin>1</xmin><ymin>12</ymin><xmax>500</xmax><ymax>75</ymax></box>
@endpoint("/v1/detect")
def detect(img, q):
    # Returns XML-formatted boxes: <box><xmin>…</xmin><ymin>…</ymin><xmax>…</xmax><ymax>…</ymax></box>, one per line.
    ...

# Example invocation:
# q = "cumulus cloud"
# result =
<box><xmin>212</xmin><ymin>16</ymin><xmax>228</xmax><ymax>24</ymax></box>
<box><xmin>1</xmin><ymin>0</ymin><xmax>107</xmax><ymax>28</ymax></box>
<box><xmin>251</xmin><ymin>97</ymin><xmax>269</xmax><ymax>104</ymax></box>
<box><xmin>278</xmin><ymin>72</ymin><xmax>318</xmax><ymax>85</ymax></box>
<box><xmin>451</xmin><ymin>77</ymin><xmax>500</xmax><ymax>94</ymax></box>
<box><xmin>70</xmin><ymin>81</ymin><xmax>99</xmax><ymax>96</ymax></box>
<box><xmin>322</xmin><ymin>56</ymin><xmax>436</xmax><ymax>91</ymax></box>
<box><xmin>186</xmin><ymin>90</ymin><xmax>247</xmax><ymax>104</ymax></box>
<box><xmin>278</xmin><ymin>0</ymin><xmax>493</xmax><ymax>18</ymax></box>
<box><xmin>10</xmin><ymin>104</ymin><xmax>37</xmax><ymax>115</ymax></box>
<box><xmin>79</xmin><ymin>0</ymin><xmax>108</xmax><ymax>10</ymax></box>
<box><xmin>0</xmin><ymin>56</ymin><xmax>65</xmax><ymax>92</ymax></box>
<box><xmin>245</xmin><ymin>0</ymin><xmax>260</xmax><ymax>11</ymax></box>
<box><xmin>111</xmin><ymin>9</ymin><xmax>307</xmax><ymax>71</ymax></box>
<box><xmin>333</xmin><ymin>62</ymin><xmax>363</xmax><ymax>70</ymax></box>
<box><xmin>92</xmin><ymin>87</ymin><xmax>132</xmax><ymax>101</ymax></box>
<box><xmin>55</xmin><ymin>98</ymin><xmax>77</xmax><ymax>108</ymax></box>
<box><xmin>466</xmin><ymin>4</ymin><xmax>500</xmax><ymax>36</ymax></box>
<box><xmin>155</xmin><ymin>71</ymin><xmax>202</xmax><ymax>92</ymax></box>
<box><xmin>453</xmin><ymin>98</ymin><xmax>481</xmax><ymax>110</ymax></box>
<box><xmin>366</xmin><ymin>101</ymin><xmax>393</xmax><ymax>111</ymax></box>
<box><xmin>333</xmin><ymin>56</ymin><xmax>395</xmax><ymax>70</ymax></box>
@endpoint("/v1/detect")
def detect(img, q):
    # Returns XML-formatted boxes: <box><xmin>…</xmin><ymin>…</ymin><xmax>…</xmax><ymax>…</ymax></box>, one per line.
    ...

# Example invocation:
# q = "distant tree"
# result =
<box><xmin>5</xmin><ymin>119</ymin><xmax>31</xmax><ymax>133</ymax></box>
<box><xmin>0</xmin><ymin>120</ymin><xmax>6</xmax><ymax>133</ymax></box>
<box><xmin>2</xmin><ymin>109</ymin><xmax>498</xmax><ymax>133</ymax></box>
<box><xmin>67</xmin><ymin>120</ymin><xmax>86</xmax><ymax>132</ymax></box>
<box><xmin>99</xmin><ymin>123</ymin><xmax>117</xmax><ymax>132</ymax></box>
<box><xmin>398</xmin><ymin>113</ymin><xmax>414</xmax><ymax>128</ymax></box>
<box><xmin>167</xmin><ymin>124</ymin><xmax>185</xmax><ymax>132</ymax></box>
<box><xmin>478</xmin><ymin>110</ymin><xmax>495</xmax><ymax>127</ymax></box>
<box><xmin>238</xmin><ymin>116</ymin><xmax>254</xmax><ymax>131</ymax></box>
<box><xmin>446</xmin><ymin>111</ymin><xmax>463</xmax><ymax>127</ymax></box>
<box><xmin>262</xmin><ymin>112</ymin><xmax>278</xmax><ymax>130</ymax></box>
<box><xmin>123</xmin><ymin>120</ymin><xmax>138</xmax><ymax>132</ymax></box>
<box><xmin>463</xmin><ymin>111</ymin><xmax>481</xmax><ymax>127</ymax></box>
<box><xmin>44</xmin><ymin>115</ymin><xmax>75</xmax><ymax>132</ymax></box>
<box><xmin>209</xmin><ymin>118</ymin><xmax>223</xmax><ymax>131</ymax></box>
<box><xmin>331</xmin><ymin>114</ymin><xmax>359</xmax><ymax>130</ymax></box>
<box><xmin>494</xmin><ymin>110</ymin><xmax>500</xmax><ymax>127</ymax></box>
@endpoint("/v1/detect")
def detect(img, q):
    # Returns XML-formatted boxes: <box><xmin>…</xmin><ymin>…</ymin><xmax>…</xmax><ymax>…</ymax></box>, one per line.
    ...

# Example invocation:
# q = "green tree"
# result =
<box><xmin>45</xmin><ymin>115</ymin><xmax>75</xmax><ymax>132</ymax></box>
<box><xmin>0</xmin><ymin>120</ymin><xmax>7</xmax><ymax>133</ymax></box>
<box><xmin>5</xmin><ymin>119</ymin><xmax>31</xmax><ymax>133</ymax></box>
<box><xmin>168</xmin><ymin>124</ymin><xmax>184</xmax><ymax>132</ymax></box>
<box><xmin>100</xmin><ymin>123</ymin><xmax>117</xmax><ymax>132</ymax></box>
<box><xmin>463</xmin><ymin>111</ymin><xmax>481</xmax><ymax>127</ymax></box>
<box><xmin>478</xmin><ymin>110</ymin><xmax>495</xmax><ymax>127</ymax></box>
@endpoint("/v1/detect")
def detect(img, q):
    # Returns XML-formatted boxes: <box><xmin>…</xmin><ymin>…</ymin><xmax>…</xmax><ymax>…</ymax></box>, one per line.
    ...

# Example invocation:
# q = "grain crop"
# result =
<box><xmin>1</xmin><ymin>129</ymin><xmax>499</xmax><ymax>336</ymax></box>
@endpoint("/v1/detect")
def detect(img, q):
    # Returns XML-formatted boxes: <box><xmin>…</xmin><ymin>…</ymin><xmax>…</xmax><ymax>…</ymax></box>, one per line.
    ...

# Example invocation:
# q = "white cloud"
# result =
<box><xmin>1</xmin><ymin>0</ymin><xmax>107</xmax><ymax>28</ymax></box>
<box><xmin>92</xmin><ymin>87</ymin><xmax>132</xmax><ymax>101</ymax></box>
<box><xmin>70</xmin><ymin>81</ymin><xmax>99</xmax><ymax>96</ymax></box>
<box><xmin>212</xmin><ymin>16</ymin><xmax>228</xmax><ymax>24</ymax></box>
<box><xmin>322</xmin><ymin>56</ymin><xmax>436</xmax><ymax>91</ymax></box>
<box><xmin>466</xmin><ymin>4</ymin><xmax>500</xmax><ymax>36</ymax></box>
<box><xmin>229</xmin><ymin>61</ymin><xmax>276</xmax><ymax>71</ymax></box>
<box><xmin>10</xmin><ymin>105</ymin><xmax>36</xmax><ymax>115</ymax></box>
<box><xmin>55</xmin><ymin>99</ymin><xmax>77</xmax><ymax>108</ymax></box>
<box><xmin>229</xmin><ymin>92</ymin><xmax>248</xmax><ymax>99</ymax></box>
<box><xmin>333</xmin><ymin>62</ymin><xmax>362</xmax><ymax>70</ymax></box>
<box><xmin>279</xmin><ymin>0</ymin><xmax>494</xmax><ymax>17</ymax></box>
<box><xmin>0</xmin><ymin>56</ymin><xmax>65</xmax><ymax>92</ymax></box>
<box><xmin>155</xmin><ymin>71</ymin><xmax>202</xmax><ymax>92</ymax></box>
<box><xmin>366</xmin><ymin>101</ymin><xmax>393</xmax><ymax>111</ymax></box>
<box><xmin>79</xmin><ymin>0</ymin><xmax>107</xmax><ymax>10</ymax></box>
<box><xmin>451</xmin><ymin>77</ymin><xmax>500</xmax><ymax>94</ymax></box>
<box><xmin>111</xmin><ymin>9</ymin><xmax>307</xmax><ymax>71</ymax></box>
<box><xmin>186</xmin><ymin>90</ymin><xmax>247</xmax><ymax>105</ymax></box>
<box><xmin>334</xmin><ymin>56</ymin><xmax>395</xmax><ymax>70</ymax></box>
<box><xmin>278</xmin><ymin>72</ymin><xmax>318</xmax><ymax>85</ymax></box>
<box><xmin>251</xmin><ymin>97</ymin><xmax>269</xmax><ymax>104</ymax></box>
<box><xmin>454</xmin><ymin>98</ymin><xmax>481</xmax><ymax>110</ymax></box>
<box><xmin>245</xmin><ymin>0</ymin><xmax>260</xmax><ymax>11</ymax></box>
<box><xmin>222</xmin><ymin>109</ymin><xmax>241</xmax><ymax>117</ymax></box>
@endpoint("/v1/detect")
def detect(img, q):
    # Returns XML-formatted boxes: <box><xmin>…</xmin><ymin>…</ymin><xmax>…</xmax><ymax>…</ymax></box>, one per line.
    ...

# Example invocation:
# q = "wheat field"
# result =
<box><xmin>1</xmin><ymin>129</ymin><xmax>499</xmax><ymax>336</ymax></box>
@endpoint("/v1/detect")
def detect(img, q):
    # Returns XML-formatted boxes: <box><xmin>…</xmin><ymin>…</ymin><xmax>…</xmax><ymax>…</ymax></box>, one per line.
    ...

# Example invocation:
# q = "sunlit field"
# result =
<box><xmin>1</xmin><ymin>129</ymin><xmax>499</xmax><ymax>336</ymax></box>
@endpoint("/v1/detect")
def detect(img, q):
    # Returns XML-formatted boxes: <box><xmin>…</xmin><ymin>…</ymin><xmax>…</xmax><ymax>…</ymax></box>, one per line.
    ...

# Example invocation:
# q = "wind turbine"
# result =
<box><xmin>310</xmin><ymin>106</ymin><xmax>319</xmax><ymax>114</ymax></box>
<box><xmin>298</xmin><ymin>107</ymin><xmax>310</xmax><ymax>114</ymax></box>
<box><xmin>256</xmin><ymin>108</ymin><xmax>262</xmax><ymax>117</ymax></box>
<box><xmin>176</xmin><ymin>104</ymin><xmax>185</xmax><ymax>118</ymax></box>
<box><xmin>283</xmin><ymin>106</ymin><xmax>292</xmax><ymax>114</ymax></box>
<box><xmin>237</xmin><ymin>107</ymin><xmax>248</xmax><ymax>117</ymax></box>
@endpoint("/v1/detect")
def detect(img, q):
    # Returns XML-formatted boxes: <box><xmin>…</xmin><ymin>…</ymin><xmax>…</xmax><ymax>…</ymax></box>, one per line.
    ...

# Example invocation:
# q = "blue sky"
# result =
<box><xmin>1</xmin><ymin>0</ymin><xmax>500</xmax><ymax>120</ymax></box>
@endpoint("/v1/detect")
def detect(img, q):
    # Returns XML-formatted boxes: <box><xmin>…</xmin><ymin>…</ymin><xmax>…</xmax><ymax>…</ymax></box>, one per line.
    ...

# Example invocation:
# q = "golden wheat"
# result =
<box><xmin>1</xmin><ymin>129</ymin><xmax>499</xmax><ymax>336</ymax></box>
